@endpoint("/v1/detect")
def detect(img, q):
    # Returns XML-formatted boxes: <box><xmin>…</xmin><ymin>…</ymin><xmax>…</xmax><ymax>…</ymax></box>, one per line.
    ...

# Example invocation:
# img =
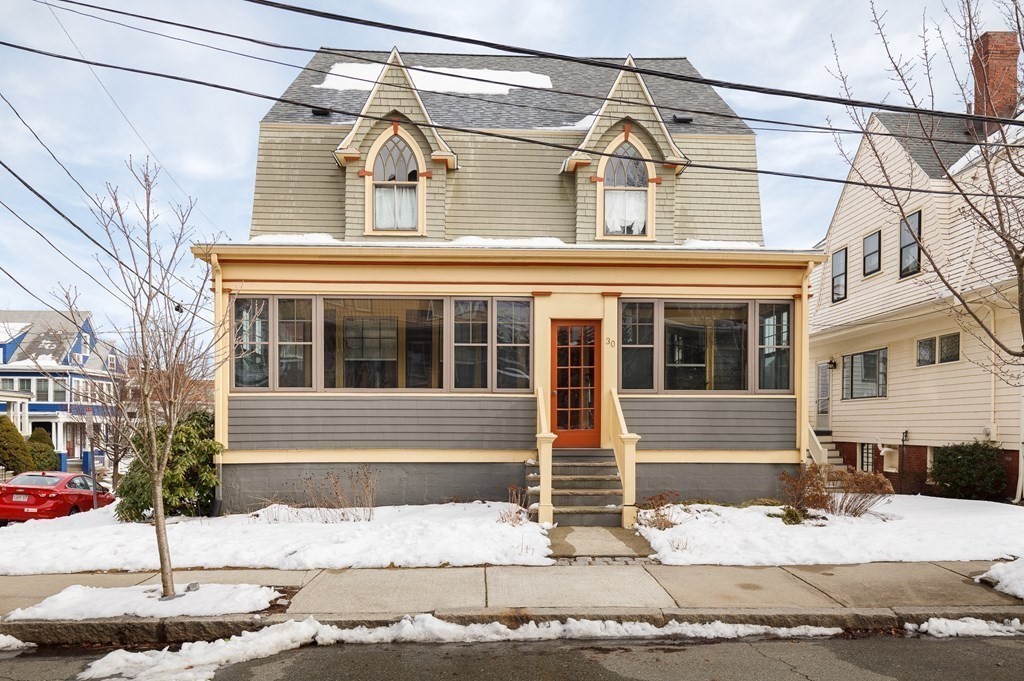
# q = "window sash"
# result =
<box><xmin>859</xmin><ymin>443</ymin><xmax>874</xmax><ymax>472</ymax></box>
<box><xmin>899</xmin><ymin>212</ymin><xmax>921</xmax><ymax>277</ymax></box>
<box><xmin>842</xmin><ymin>348</ymin><xmax>887</xmax><ymax>399</ymax></box>
<box><xmin>917</xmin><ymin>333</ymin><xmax>960</xmax><ymax>366</ymax></box>
<box><xmin>939</xmin><ymin>333</ymin><xmax>960</xmax><ymax>363</ymax></box>
<box><xmin>832</xmin><ymin>248</ymin><xmax>847</xmax><ymax>302</ymax></box>
<box><xmin>35</xmin><ymin>379</ymin><xmax>49</xmax><ymax>402</ymax></box>
<box><xmin>863</xmin><ymin>231</ymin><xmax>881</xmax><ymax>275</ymax></box>
<box><xmin>916</xmin><ymin>337</ymin><xmax>936</xmax><ymax>366</ymax></box>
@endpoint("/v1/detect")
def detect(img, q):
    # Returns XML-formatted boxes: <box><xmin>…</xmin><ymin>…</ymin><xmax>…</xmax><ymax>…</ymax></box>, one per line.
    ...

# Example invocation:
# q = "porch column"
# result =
<box><xmin>54</xmin><ymin>420</ymin><xmax>65</xmax><ymax>453</ymax></box>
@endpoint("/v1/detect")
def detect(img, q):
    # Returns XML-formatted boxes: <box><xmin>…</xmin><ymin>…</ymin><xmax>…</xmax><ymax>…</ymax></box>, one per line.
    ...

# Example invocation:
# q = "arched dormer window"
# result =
<box><xmin>596</xmin><ymin>134</ymin><xmax>657</xmax><ymax>240</ymax></box>
<box><xmin>364</xmin><ymin>126</ymin><xmax>427</xmax><ymax>235</ymax></box>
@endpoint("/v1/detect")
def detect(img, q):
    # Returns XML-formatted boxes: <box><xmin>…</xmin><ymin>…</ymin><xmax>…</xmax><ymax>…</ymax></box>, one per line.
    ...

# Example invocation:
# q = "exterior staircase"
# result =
<box><xmin>527</xmin><ymin>448</ymin><xmax>622</xmax><ymax>526</ymax></box>
<box><xmin>814</xmin><ymin>431</ymin><xmax>846</xmax><ymax>468</ymax></box>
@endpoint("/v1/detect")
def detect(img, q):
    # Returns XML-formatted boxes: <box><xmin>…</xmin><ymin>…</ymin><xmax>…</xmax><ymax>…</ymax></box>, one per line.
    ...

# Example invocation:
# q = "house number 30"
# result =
<box><xmin>605</xmin><ymin>338</ymin><xmax>616</xmax><ymax>348</ymax></box>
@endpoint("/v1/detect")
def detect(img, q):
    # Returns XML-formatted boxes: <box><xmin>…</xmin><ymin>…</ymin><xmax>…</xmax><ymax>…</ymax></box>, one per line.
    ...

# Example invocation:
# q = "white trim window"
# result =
<box><xmin>596</xmin><ymin>131</ymin><xmax>657</xmax><ymax>240</ymax></box>
<box><xmin>859</xmin><ymin>442</ymin><xmax>874</xmax><ymax>472</ymax></box>
<box><xmin>842</xmin><ymin>348</ymin><xmax>887</xmax><ymax>399</ymax></box>
<box><xmin>863</xmin><ymin>230</ymin><xmax>881</xmax><ymax>276</ymax></box>
<box><xmin>899</xmin><ymin>211</ymin><xmax>922</xmax><ymax>278</ymax></box>
<box><xmin>34</xmin><ymin>378</ymin><xmax>49</xmax><ymax>402</ymax></box>
<box><xmin>831</xmin><ymin>248</ymin><xmax>847</xmax><ymax>303</ymax></box>
<box><xmin>372</xmin><ymin>135</ymin><xmax>419</xmax><ymax>231</ymax></box>
<box><xmin>916</xmin><ymin>332</ymin><xmax>960</xmax><ymax>366</ymax></box>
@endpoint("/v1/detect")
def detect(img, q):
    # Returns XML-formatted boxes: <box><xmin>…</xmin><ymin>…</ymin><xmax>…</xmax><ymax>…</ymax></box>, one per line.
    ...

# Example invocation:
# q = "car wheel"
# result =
<box><xmin>68</xmin><ymin>506</ymin><xmax>80</xmax><ymax>516</ymax></box>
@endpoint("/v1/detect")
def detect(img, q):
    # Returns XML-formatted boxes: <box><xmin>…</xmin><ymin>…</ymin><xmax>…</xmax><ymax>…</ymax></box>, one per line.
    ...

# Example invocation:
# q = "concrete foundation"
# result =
<box><xmin>636</xmin><ymin>463</ymin><xmax>797</xmax><ymax>504</ymax></box>
<box><xmin>221</xmin><ymin>462</ymin><xmax>526</xmax><ymax>514</ymax></box>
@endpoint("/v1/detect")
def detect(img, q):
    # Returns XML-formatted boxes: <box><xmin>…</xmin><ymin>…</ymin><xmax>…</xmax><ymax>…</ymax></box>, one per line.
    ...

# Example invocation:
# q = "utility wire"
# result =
<box><xmin>42</xmin><ymin>1</ymin><xmax>224</xmax><ymax>236</ymax></box>
<box><xmin>1</xmin><ymin>37</ymin><xmax>1019</xmax><ymax>201</ymax></box>
<box><xmin>239</xmin><ymin>0</ymin><xmax>1024</xmax><ymax>129</ymax></box>
<box><xmin>46</xmin><ymin>0</ymin><xmax>1021</xmax><ymax>150</ymax></box>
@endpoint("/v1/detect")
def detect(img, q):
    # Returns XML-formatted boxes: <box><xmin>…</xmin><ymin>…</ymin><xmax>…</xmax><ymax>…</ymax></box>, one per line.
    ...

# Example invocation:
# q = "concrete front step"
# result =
<box><xmin>526</xmin><ymin>462</ymin><xmax>618</xmax><ymax>476</ymax></box>
<box><xmin>554</xmin><ymin>505</ymin><xmax>622</xmax><ymax>527</ymax></box>
<box><xmin>552</xmin><ymin>448</ymin><xmax>616</xmax><ymax>462</ymax></box>
<box><xmin>527</xmin><ymin>474</ymin><xmax>620</xmax><ymax>482</ymax></box>
<box><xmin>528</xmin><ymin>488</ymin><xmax>624</xmax><ymax>507</ymax></box>
<box><xmin>526</xmin><ymin>474</ymin><xmax>621</xmax><ymax>490</ymax></box>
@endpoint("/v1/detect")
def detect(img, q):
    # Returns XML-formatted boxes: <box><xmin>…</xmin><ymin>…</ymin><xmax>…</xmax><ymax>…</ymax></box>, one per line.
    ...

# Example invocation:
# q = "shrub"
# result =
<box><xmin>827</xmin><ymin>468</ymin><xmax>894</xmax><ymax>517</ymax></box>
<box><xmin>739</xmin><ymin>497</ymin><xmax>784</xmax><ymax>508</ymax></box>
<box><xmin>638</xmin><ymin>491</ymin><xmax>682</xmax><ymax>530</ymax></box>
<box><xmin>780</xmin><ymin>506</ymin><xmax>804</xmax><ymax>525</ymax></box>
<box><xmin>0</xmin><ymin>416</ymin><xmax>32</xmax><ymax>474</ymax></box>
<box><xmin>778</xmin><ymin>463</ymin><xmax>830</xmax><ymax>512</ymax></box>
<box><xmin>930</xmin><ymin>440</ymin><xmax>1007</xmax><ymax>500</ymax></box>
<box><xmin>115</xmin><ymin>411</ymin><xmax>221</xmax><ymax>522</ymax></box>
<box><xmin>26</xmin><ymin>427</ymin><xmax>59</xmax><ymax>471</ymax></box>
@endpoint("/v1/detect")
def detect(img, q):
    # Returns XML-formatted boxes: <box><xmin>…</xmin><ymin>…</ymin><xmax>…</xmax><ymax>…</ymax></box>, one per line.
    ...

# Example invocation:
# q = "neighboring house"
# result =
<box><xmin>0</xmin><ymin>311</ymin><xmax>117</xmax><ymax>458</ymax></box>
<box><xmin>809</xmin><ymin>32</ymin><xmax>1022</xmax><ymax>498</ymax></box>
<box><xmin>194</xmin><ymin>49</ymin><xmax>822</xmax><ymax>525</ymax></box>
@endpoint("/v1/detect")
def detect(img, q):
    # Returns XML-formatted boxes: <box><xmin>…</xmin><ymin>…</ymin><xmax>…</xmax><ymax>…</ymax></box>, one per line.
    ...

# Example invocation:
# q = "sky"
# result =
<box><xmin>0</xmin><ymin>0</ymin><xmax>1006</xmax><ymax>330</ymax></box>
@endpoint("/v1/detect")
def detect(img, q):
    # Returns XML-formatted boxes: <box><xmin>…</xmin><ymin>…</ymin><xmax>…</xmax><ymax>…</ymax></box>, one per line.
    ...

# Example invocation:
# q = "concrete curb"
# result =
<box><xmin>0</xmin><ymin>607</ymin><xmax>934</xmax><ymax>646</ymax></box>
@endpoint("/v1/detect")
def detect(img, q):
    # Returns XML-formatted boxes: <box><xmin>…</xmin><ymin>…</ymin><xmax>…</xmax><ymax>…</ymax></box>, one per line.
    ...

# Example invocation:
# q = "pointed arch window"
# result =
<box><xmin>372</xmin><ymin>135</ymin><xmax>419</xmax><ymax>231</ymax></box>
<box><xmin>597</xmin><ymin>135</ymin><xmax>656</xmax><ymax>240</ymax></box>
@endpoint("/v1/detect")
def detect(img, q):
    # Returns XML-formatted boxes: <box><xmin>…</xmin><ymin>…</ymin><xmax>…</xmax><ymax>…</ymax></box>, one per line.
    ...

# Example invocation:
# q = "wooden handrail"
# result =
<box><xmin>534</xmin><ymin>386</ymin><xmax>555</xmax><ymax>524</ymax></box>
<box><xmin>609</xmin><ymin>391</ymin><xmax>640</xmax><ymax>528</ymax></box>
<box><xmin>806</xmin><ymin>426</ymin><xmax>826</xmax><ymax>465</ymax></box>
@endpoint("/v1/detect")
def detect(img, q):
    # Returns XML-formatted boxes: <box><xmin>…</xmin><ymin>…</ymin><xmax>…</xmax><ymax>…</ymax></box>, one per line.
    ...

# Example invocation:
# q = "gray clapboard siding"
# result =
<box><xmin>620</xmin><ymin>397</ymin><xmax>796</xmax><ymax>450</ymax></box>
<box><xmin>228</xmin><ymin>396</ymin><xmax>536</xmax><ymax>450</ymax></box>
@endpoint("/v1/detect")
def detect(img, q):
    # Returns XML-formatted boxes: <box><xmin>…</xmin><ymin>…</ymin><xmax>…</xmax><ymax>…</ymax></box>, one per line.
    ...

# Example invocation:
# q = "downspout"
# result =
<box><xmin>1015</xmin><ymin>377</ymin><xmax>1023</xmax><ymax>503</ymax></box>
<box><xmin>211</xmin><ymin>253</ymin><xmax>224</xmax><ymax>516</ymax></box>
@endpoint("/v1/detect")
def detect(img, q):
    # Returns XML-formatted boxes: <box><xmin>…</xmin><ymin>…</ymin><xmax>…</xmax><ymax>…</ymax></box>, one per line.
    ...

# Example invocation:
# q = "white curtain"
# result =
<box><xmin>604</xmin><ymin>190</ymin><xmax>647</xmax><ymax>235</ymax></box>
<box><xmin>374</xmin><ymin>185</ymin><xmax>418</xmax><ymax>230</ymax></box>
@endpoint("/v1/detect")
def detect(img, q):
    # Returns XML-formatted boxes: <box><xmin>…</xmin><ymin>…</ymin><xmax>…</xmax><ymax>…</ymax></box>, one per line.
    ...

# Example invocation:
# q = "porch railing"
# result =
<box><xmin>806</xmin><ymin>426</ymin><xmax>826</xmax><ymax>466</ymax></box>
<box><xmin>534</xmin><ymin>386</ymin><xmax>556</xmax><ymax>524</ymax></box>
<box><xmin>609</xmin><ymin>391</ymin><xmax>641</xmax><ymax>528</ymax></box>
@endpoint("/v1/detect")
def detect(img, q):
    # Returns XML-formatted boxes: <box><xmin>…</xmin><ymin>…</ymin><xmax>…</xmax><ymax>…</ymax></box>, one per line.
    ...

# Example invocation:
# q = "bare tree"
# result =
<box><xmin>61</xmin><ymin>159</ymin><xmax>227</xmax><ymax>598</ymax></box>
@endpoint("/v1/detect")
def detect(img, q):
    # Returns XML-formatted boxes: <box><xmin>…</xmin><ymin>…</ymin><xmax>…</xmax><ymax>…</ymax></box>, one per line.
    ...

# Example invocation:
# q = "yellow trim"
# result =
<box><xmin>636</xmin><ymin>450</ymin><xmax>803</xmax><ymax>464</ymax></box>
<box><xmin>363</xmin><ymin>126</ymin><xmax>428</xmax><ymax>236</ymax></box>
<box><xmin>223</xmin><ymin>449</ymin><xmax>535</xmax><ymax>464</ymax></box>
<box><xmin>227</xmin><ymin>391</ymin><xmax>535</xmax><ymax>398</ymax></box>
<box><xmin>595</xmin><ymin>131</ymin><xmax>658</xmax><ymax>242</ymax></box>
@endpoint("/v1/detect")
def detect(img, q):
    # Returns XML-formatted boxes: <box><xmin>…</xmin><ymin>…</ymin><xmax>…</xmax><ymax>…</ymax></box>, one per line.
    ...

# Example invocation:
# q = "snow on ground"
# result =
<box><xmin>4</xmin><ymin>584</ymin><xmax>280</xmax><ymax>621</ymax></box>
<box><xmin>906</xmin><ymin>618</ymin><xmax>1024</xmax><ymax>638</ymax></box>
<box><xmin>981</xmin><ymin>558</ymin><xmax>1024</xmax><ymax>600</ymax></box>
<box><xmin>0</xmin><ymin>634</ymin><xmax>34</xmax><ymax>652</ymax></box>
<box><xmin>0</xmin><ymin>502</ymin><xmax>552</xmax><ymax>575</ymax></box>
<box><xmin>638</xmin><ymin>496</ymin><xmax>1024</xmax><ymax>566</ymax></box>
<box><xmin>79</xmin><ymin>615</ymin><xmax>842</xmax><ymax>681</ymax></box>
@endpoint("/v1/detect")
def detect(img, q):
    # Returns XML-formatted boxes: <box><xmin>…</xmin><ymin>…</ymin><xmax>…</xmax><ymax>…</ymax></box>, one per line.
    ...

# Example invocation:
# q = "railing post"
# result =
<box><xmin>620</xmin><ymin>433</ymin><xmax>640</xmax><ymax>527</ymax></box>
<box><xmin>537</xmin><ymin>433</ymin><xmax>556</xmax><ymax>524</ymax></box>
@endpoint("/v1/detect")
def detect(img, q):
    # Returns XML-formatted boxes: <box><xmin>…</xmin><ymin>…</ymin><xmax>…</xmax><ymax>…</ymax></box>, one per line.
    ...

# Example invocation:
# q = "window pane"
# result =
<box><xmin>844</xmin><ymin>349</ymin><xmax>887</xmax><ymax>399</ymax></box>
<box><xmin>939</xmin><ymin>333</ymin><xmax>960</xmax><ymax>363</ymax></box>
<box><xmin>234</xmin><ymin>343</ymin><xmax>269</xmax><ymax>388</ymax></box>
<box><xmin>0</xmin><ymin>378</ymin><xmax>11</xmax><ymax>390</ymax></box>
<box><xmin>18</xmin><ymin>378</ymin><xmax>31</xmax><ymax>393</ymax></box>
<box><xmin>863</xmin><ymin>231</ymin><xmax>881</xmax><ymax>274</ymax></box>
<box><xmin>900</xmin><ymin>213</ymin><xmax>921</xmax><ymax>276</ymax></box>
<box><xmin>373</xmin><ymin>186</ymin><xmax>418</xmax><ymax>230</ymax></box>
<box><xmin>900</xmin><ymin>246</ymin><xmax>920</xmax><ymax>277</ymax></box>
<box><xmin>497</xmin><ymin>346</ymin><xmax>530</xmax><ymax>390</ymax></box>
<box><xmin>605</xmin><ymin>142</ymin><xmax>647</xmax><ymax>187</ymax></box>
<box><xmin>35</xmin><ymin>379</ymin><xmax>49</xmax><ymax>402</ymax></box>
<box><xmin>278</xmin><ymin>345</ymin><xmax>312</xmax><ymax>388</ymax></box>
<box><xmin>917</xmin><ymin>338</ymin><xmax>936</xmax><ymax>366</ymax></box>
<box><xmin>323</xmin><ymin>299</ymin><xmax>443</xmax><ymax>389</ymax></box>
<box><xmin>759</xmin><ymin>348</ymin><xmax>790</xmax><ymax>390</ymax></box>
<box><xmin>664</xmin><ymin>303</ymin><xmax>747</xmax><ymax>391</ymax></box>
<box><xmin>622</xmin><ymin>347</ymin><xmax>654</xmax><ymax>390</ymax></box>
<box><xmin>455</xmin><ymin>346</ymin><xmax>487</xmax><ymax>389</ymax></box>
<box><xmin>758</xmin><ymin>304</ymin><xmax>790</xmax><ymax>347</ymax></box>
<box><xmin>53</xmin><ymin>381</ymin><xmax>67</xmax><ymax>402</ymax></box>
<box><xmin>373</xmin><ymin>135</ymin><xmax>418</xmax><ymax>182</ymax></box>
<box><xmin>832</xmin><ymin>248</ymin><xmax>847</xmax><ymax>302</ymax></box>
<box><xmin>621</xmin><ymin>302</ymin><xmax>654</xmax><ymax>346</ymax></box>
<box><xmin>604</xmin><ymin>190</ymin><xmax>647</xmax><ymax>236</ymax></box>
<box><xmin>277</xmin><ymin>298</ymin><xmax>313</xmax><ymax>388</ymax></box>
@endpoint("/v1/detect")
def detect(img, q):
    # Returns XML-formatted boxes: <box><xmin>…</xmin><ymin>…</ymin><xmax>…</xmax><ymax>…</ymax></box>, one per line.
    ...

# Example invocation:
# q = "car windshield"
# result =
<box><xmin>6</xmin><ymin>475</ymin><xmax>62</xmax><ymax>488</ymax></box>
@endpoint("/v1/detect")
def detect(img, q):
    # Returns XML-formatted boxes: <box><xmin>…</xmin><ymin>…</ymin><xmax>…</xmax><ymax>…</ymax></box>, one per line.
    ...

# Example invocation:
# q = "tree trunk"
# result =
<box><xmin>111</xmin><ymin>454</ymin><xmax>120</xmax><ymax>491</ymax></box>
<box><xmin>151</xmin><ymin>470</ymin><xmax>175</xmax><ymax>598</ymax></box>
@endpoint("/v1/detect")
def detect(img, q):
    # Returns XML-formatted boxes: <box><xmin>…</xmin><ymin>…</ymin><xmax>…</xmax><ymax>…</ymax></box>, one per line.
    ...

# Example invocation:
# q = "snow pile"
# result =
<box><xmin>248</xmin><ymin>233</ymin><xmax>342</xmax><ymax>245</ymax></box>
<box><xmin>0</xmin><ymin>634</ymin><xmax>34</xmax><ymax>652</ymax></box>
<box><xmin>314</xmin><ymin>62</ymin><xmax>552</xmax><ymax>95</ymax></box>
<box><xmin>906</xmin><ymin>617</ymin><xmax>1024</xmax><ymax>638</ymax></box>
<box><xmin>981</xmin><ymin>558</ymin><xmax>1024</xmax><ymax>600</ymax></box>
<box><xmin>638</xmin><ymin>496</ymin><xmax>1024</xmax><ymax>566</ymax></box>
<box><xmin>0</xmin><ymin>502</ymin><xmax>552</xmax><ymax>574</ymax></box>
<box><xmin>679</xmin><ymin>239</ymin><xmax>764</xmax><ymax>250</ymax></box>
<box><xmin>79</xmin><ymin>615</ymin><xmax>841</xmax><ymax>681</ymax></box>
<box><xmin>5</xmin><ymin>584</ymin><xmax>281</xmax><ymax>621</ymax></box>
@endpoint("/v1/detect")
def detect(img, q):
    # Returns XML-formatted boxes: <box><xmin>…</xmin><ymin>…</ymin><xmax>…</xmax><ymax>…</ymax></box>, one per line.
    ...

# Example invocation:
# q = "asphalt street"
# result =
<box><xmin>2</xmin><ymin>635</ymin><xmax>1024</xmax><ymax>680</ymax></box>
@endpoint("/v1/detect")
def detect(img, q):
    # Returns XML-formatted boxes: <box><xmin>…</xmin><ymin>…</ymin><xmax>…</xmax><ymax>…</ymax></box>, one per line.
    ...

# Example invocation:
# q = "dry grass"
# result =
<box><xmin>778</xmin><ymin>463</ymin><xmax>830</xmax><ymax>512</ymax></box>
<box><xmin>637</xmin><ymin>491</ymin><xmax>682</xmax><ymax>530</ymax></box>
<box><xmin>778</xmin><ymin>463</ymin><xmax>894</xmax><ymax>521</ymax></box>
<box><xmin>497</xmin><ymin>485</ymin><xmax>529</xmax><ymax>526</ymax></box>
<box><xmin>300</xmin><ymin>465</ymin><xmax>377</xmax><ymax>523</ymax></box>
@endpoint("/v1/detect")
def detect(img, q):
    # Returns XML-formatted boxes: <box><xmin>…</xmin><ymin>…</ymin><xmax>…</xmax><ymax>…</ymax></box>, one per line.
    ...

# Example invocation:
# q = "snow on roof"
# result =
<box><xmin>314</xmin><ymin>63</ymin><xmax>553</xmax><ymax>96</ymax></box>
<box><xmin>0</xmin><ymin>322</ymin><xmax>30</xmax><ymax>343</ymax></box>
<box><xmin>947</xmin><ymin>112</ymin><xmax>1024</xmax><ymax>176</ymax></box>
<box><xmin>680</xmin><ymin>239</ymin><xmax>764</xmax><ymax>250</ymax></box>
<box><xmin>536</xmin><ymin>112</ymin><xmax>599</xmax><ymax>131</ymax></box>
<box><xmin>3</xmin><ymin>354</ymin><xmax>62</xmax><ymax>369</ymax></box>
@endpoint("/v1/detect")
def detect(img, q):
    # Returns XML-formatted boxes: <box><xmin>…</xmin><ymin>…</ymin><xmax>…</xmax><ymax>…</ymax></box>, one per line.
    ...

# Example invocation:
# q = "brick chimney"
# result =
<box><xmin>971</xmin><ymin>31</ymin><xmax>1020</xmax><ymax>137</ymax></box>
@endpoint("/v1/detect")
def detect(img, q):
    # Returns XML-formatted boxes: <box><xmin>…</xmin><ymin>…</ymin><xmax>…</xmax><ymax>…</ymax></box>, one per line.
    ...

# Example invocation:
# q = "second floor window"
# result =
<box><xmin>900</xmin><ymin>211</ymin><xmax>921</xmax><ymax>277</ymax></box>
<box><xmin>372</xmin><ymin>135</ymin><xmax>419</xmax><ymax>231</ymax></box>
<box><xmin>832</xmin><ymin>248</ymin><xmax>847</xmax><ymax>302</ymax></box>
<box><xmin>863</xmin><ymin>230</ymin><xmax>881</xmax><ymax>276</ymax></box>
<box><xmin>603</xmin><ymin>142</ymin><xmax>649</xmax><ymax>237</ymax></box>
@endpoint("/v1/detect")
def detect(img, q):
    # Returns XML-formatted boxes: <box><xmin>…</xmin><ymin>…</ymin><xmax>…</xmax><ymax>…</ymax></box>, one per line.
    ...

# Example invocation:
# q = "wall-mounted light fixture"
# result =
<box><xmin>827</xmin><ymin>357</ymin><xmax>837</xmax><ymax>370</ymax></box>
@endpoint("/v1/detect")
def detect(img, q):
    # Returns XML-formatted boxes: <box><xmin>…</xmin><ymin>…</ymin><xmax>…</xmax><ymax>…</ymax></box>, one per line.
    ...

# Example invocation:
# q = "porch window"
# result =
<box><xmin>664</xmin><ymin>303</ymin><xmax>747</xmax><ymax>391</ymax></box>
<box><xmin>758</xmin><ymin>303</ymin><xmax>791</xmax><ymax>390</ymax></box>
<box><xmin>496</xmin><ymin>300</ymin><xmax>531</xmax><ymax>390</ymax></box>
<box><xmin>899</xmin><ymin>211</ymin><xmax>921</xmax><ymax>277</ymax></box>
<box><xmin>233</xmin><ymin>298</ymin><xmax>270</xmax><ymax>388</ymax></box>
<box><xmin>277</xmin><ymin>299</ymin><xmax>313</xmax><ymax>388</ymax></box>
<box><xmin>454</xmin><ymin>300</ymin><xmax>488</xmax><ymax>389</ymax></box>
<box><xmin>324</xmin><ymin>299</ymin><xmax>443</xmax><ymax>390</ymax></box>
<box><xmin>842</xmin><ymin>348</ymin><xmax>887</xmax><ymax>399</ymax></box>
<box><xmin>35</xmin><ymin>379</ymin><xmax>49</xmax><ymax>402</ymax></box>
<box><xmin>831</xmin><ymin>248</ymin><xmax>847</xmax><ymax>302</ymax></box>
<box><xmin>620</xmin><ymin>302</ymin><xmax>654</xmax><ymax>390</ymax></box>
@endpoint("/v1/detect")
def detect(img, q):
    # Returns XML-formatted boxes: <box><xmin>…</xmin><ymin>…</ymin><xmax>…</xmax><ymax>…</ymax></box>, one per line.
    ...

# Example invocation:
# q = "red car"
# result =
<box><xmin>0</xmin><ymin>472</ymin><xmax>115</xmax><ymax>523</ymax></box>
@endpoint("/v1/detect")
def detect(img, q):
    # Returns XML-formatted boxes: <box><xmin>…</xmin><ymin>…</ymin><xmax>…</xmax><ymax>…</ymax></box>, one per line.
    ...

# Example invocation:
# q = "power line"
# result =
<box><xmin>1</xmin><ymin>36</ymin><xmax>1019</xmax><ymax>201</ymax></box>
<box><xmin>41</xmin><ymin>0</ymin><xmax>224</xmax><ymax>236</ymax></box>
<box><xmin>46</xmin><ymin>0</ymin><xmax>1023</xmax><ymax>151</ymax></box>
<box><xmin>239</xmin><ymin>0</ymin><xmax>1024</xmax><ymax>129</ymax></box>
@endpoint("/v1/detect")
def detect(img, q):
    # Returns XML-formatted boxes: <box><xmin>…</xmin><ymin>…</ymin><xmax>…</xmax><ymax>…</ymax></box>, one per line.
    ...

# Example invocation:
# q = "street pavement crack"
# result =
<box><xmin>749</xmin><ymin>641</ymin><xmax>817</xmax><ymax>681</ymax></box>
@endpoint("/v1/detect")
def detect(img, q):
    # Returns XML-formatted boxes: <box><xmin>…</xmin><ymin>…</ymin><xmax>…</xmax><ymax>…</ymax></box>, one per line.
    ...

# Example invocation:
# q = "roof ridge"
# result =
<box><xmin>315</xmin><ymin>49</ymin><xmax>691</xmax><ymax>61</ymax></box>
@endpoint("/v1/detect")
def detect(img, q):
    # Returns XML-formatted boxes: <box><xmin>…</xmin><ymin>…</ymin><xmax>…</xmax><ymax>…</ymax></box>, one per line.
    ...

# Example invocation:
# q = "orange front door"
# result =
<box><xmin>551</xmin><ymin>320</ymin><xmax>601</xmax><ymax>448</ymax></box>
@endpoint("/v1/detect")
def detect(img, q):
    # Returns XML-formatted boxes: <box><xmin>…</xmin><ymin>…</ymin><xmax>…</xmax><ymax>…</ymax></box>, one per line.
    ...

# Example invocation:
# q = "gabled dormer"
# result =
<box><xmin>563</xmin><ymin>57</ymin><xmax>687</xmax><ymax>244</ymax></box>
<box><xmin>332</xmin><ymin>49</ymin><xmax>456</xmax><ymax>240</ymax></box>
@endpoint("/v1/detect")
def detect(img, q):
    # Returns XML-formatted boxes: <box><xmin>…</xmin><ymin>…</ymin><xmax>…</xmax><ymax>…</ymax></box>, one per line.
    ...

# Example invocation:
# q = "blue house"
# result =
<box><xmin>0</xmin><ymin>311</ymin><xmax>116</xmax><ymax>458</ymax></box>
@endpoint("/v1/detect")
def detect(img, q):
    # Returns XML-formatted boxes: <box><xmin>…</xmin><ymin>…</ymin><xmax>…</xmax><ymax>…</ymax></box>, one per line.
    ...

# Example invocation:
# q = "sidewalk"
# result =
<box><xmin>2</xmin><ymin>560</ymin><xmax>1022</xmax><ymax>646</ymax></box>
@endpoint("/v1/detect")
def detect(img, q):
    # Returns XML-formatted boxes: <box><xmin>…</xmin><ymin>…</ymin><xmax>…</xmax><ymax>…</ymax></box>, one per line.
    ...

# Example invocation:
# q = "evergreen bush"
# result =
<box><xmin>26</xmin><ymin>427</ymin><xmax>60</xmax><ymax>471</ymax></box>
<box><xmin>0</xmin><ymin>416</ymin><xmax>32</xmax><ymax>474</ymax></box>
<box><xmin>115</xmin><ymin>411</ymin><xmax>221</xmax><ymax>522</ymax></box>
<box><xmin>930</xmin><ymin>440</ymin><xmax>1007</xmax><ymax>500</ymax></box>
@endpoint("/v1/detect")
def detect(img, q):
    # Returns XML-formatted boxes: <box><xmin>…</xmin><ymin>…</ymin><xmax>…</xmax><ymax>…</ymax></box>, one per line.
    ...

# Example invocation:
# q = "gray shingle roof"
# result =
<box><xmin>0</xmin><ymin>310</ymin><xmax>108</xmax><ymax>371</ymax></box>
<box><xmin>263</xmin><ymin>50</ymin><xmax>752</xmax><ymax>135</ymax></box>
<box><xmin>874</xmin><ymin>112</ymin><xmax>976</xmax><ymax>178</ymax></box>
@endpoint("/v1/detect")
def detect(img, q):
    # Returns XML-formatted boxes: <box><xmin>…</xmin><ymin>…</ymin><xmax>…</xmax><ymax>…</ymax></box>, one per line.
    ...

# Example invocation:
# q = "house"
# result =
<box><xmin>0</xmin><ymin>310</ymin><xmax>117</xmax><ymax>459</ymax></box>
<box><xmin>193</xmin><ymin>49</ymin><xmax>823</xmax><ymax>526</ymax></box>
<box><xmin>809</xmin><ymin>32</ymin><xmax>1023</xmax><ymax>499</ymax></box>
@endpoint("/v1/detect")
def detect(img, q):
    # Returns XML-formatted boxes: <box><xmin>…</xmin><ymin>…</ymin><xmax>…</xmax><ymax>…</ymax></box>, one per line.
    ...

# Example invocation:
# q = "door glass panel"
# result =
<box><xmin>554</xmin><ymin>323</ymin><xmax>597</xmax><ymax>433</ymax></box>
